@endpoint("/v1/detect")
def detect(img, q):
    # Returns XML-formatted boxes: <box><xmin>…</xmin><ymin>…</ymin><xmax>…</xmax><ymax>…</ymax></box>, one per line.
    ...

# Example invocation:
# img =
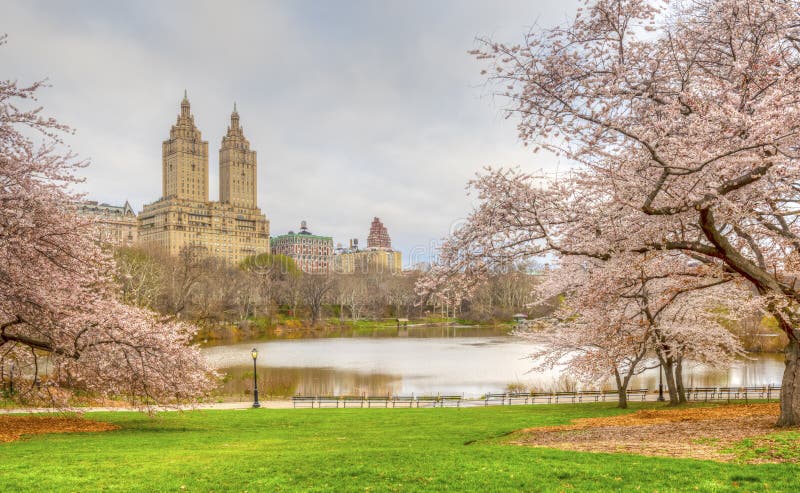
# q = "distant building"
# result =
<box><xmin>137</xmin><ymin>94</ymin><xmax>270</xmax><ymax>263</ymax></box>
<box><xmin>333</xmin><ymin>217</ymin><xmax>402</xmax><ymax>274</ymax></box>
<box><xmin>367</xmin><ymin>216</ymin><xmax>391</xmax><ymax>249</ymax></box>
<box><xmin>76</xmin><ymin>200</ymin><xmax>138</xmax><ymax>247</ymax></box>
<box><xmin>270</xmin><ymin>221</ymin><xmax>333</xmax><ymax>274</ymax></box>
<box><xmin>333</xmin><ymin>249</ymin><xmax>402</xmax><ymax>274</ymax></box>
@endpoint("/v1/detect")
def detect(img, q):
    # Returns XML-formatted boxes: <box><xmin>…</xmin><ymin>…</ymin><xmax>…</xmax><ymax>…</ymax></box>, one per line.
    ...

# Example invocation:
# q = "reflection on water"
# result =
<box><xmin>218</xmin><ymin>366</ymin><xmax>402</xmax><ymax>398</ymax></box>
<box><xmin>203</xmin><ymin>327</ymin><xmax>786</xmax><ymax>398</ymax></box>
<box><xmin>203</xmin><ymin>324</ymin><xmax>511</xmax><ymax>346</ymax></box>
<box><xmin>628</xmin><ymin>356</ymin><xmax>785</xmax><ymax>391</ymax></box>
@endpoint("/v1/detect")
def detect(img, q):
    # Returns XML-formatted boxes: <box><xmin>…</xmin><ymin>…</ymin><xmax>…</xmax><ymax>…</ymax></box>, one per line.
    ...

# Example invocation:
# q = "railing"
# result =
<box><xmin>686</xmin><ymin>385</ymin><xmax>781</xmax><ymax>402</ymax></box>
<box><xmin>292</xmin><ymin>393</ymin><xmax>464</xmax><ymax>408</ymax></box>
<box><xmin>291</xmin><ymin>385</ymin><xmax>782</xmax><ymax>408</ymax></box>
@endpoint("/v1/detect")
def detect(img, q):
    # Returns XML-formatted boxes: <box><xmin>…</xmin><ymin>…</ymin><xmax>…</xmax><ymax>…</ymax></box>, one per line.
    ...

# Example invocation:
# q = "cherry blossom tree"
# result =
<box><xmin>0</xmin><ymin>51</ymin><xmax>214</xmax><ymax>407</ymax></box>
<box><xmin>450</xmin><ymin>0</ymin><xmax>800</xmax><ymax>426</ymax></box>
<box><xmin>521</xmin><ymin>251</ymin><xmax>745</xmax><ymax>407</ymax></box>
<box><xmin>527</xmin><ymin>257</ymin><xmax>655</xmax><ymax>408</ymax></box>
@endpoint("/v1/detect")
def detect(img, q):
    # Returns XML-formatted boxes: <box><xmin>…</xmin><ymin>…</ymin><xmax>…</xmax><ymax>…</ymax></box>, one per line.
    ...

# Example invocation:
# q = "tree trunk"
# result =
<box><xmin>614</xmin><ymin>369</ymin><xmax>628</xmax><ymax>409</ymax></box>
<box><xmin>675</xmin><ymin>356</ymin><xmax>687</xmax><ymax>404</ymax></box>
<box><xmin>617</xmin><ymin>388</ymin><xmax>628</xmax><ymax>409</ymax></box>
<box><xmin>778</xmin><ymin>335</ymin><xmax>800</xmax><ymax>427</ymax></box>
<box><xmin>661</xmin><ymin>358</ymin><xmax>679</xmax><ymax>406</ymax></box>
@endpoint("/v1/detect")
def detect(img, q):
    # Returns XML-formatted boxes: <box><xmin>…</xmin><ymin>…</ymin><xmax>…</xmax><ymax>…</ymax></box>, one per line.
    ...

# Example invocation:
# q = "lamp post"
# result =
<box><xmin>657</xmin><ymin>361</ymin><xmax>665</xmax><ymax>402</ymax></box>
<box><xmin>251</xmin><ymin>347</ymin><xmax>261</xmax><ymax>408</ymax></box>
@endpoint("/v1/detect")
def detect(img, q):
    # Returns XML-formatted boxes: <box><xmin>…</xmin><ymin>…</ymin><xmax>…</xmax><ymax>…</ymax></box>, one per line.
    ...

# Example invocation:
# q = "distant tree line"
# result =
<box><xmin>113</xmin><ymin>247</ymin><xmax>544</xmax><ymax>338</ymax></box>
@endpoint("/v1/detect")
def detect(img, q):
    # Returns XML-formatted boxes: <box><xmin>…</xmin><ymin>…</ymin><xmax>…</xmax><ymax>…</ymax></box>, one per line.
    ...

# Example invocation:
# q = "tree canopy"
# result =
<box><xmin>0</xmin><ymin>49</ymin><xmax>214</xmax><ymax>407</ymax></box>
<box><xmin>422</xmin><ymin>0</ymin><xmax>800</xmax><ymax>425</ymax></box>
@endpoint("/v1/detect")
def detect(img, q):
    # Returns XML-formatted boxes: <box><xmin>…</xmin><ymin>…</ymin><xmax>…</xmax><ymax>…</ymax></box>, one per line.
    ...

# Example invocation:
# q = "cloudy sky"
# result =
<box><xmin>3</xmin><ymin>0</ymin><xmax>578</xmax><ymax>265</ymax></box>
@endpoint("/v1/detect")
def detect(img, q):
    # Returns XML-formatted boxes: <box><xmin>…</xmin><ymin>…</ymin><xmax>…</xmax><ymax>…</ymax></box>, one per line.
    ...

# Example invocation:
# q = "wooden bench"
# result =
<box><xmin>317</xmin><ymin>396</ymin><xmax>340</xmax><ymax>408</ymax></box>
<box><xmin>507</xmin><ymin>392</ymin><xmax>530</xmax><ymax>405</ymax></box>
<box><xmin>626</xmin><ymin>388</ymin><xmax>649</xmax><ymax>401</ymax></box>
<box><xmin>766</xmin><ymin>386</ymin><xmax>781</xmax><ymax>401</ymax></box>
<box><xmin>579</xmin><ymin>391</ymin><xmax>603</xmax><ymax>403</ymax></box>
<box><xmin>366</xmin><ymin>395</ymin><xmax>391</xmax><ymax>408</ymax></box>
<box><xmin>341</xmin><ymin>395</ymin><xmax>364</xmax><ymax>408</ymax></box>
<box><xmin>689</xmin><ymin>387</ymin><xmax>716</xmax><ymax>401</ymax></box>
<box><xmin>531</xmin><ymin>392</ymin><xmax>553</xmax><ymax>404</ymax></box>
<box><xmin>601</xmin><ymin>390</ymin><xmax>619</xmax><ymax>402</ymax></box>
<box><xmin>742</xmin><ymin>386</ymin><xmax>766</xmax><ymax>401</ymax></box>
<box><xmin>292</xmin><ymin>396</ymin><xmax>316</xmax><ymax>408</ymax></box>
<box><xmin>439</xmin><ymin>395</ymin><xmax>463</xmax><ymax>408</ymax></box>
<box><xmin>484</xmin><ymin>393</ymin><xmax>507</xmax><ymax>406</ymax></box>
<box><xmin>391</xmin><ymin>395</ymin><xmax>416</xmax><ymax>408</ymax></box>
<box><xmin>416</xmin><ymin>395</ymin><xmax>439</xmax><ymax>408</ymax></box>
<box><xmin>554</xmin><ymin>392</ymin><xmax>577</xmax><ymax>403</ymax></box>
<box><xmin>716</xmin><ymin>387</ymin><xmax>739</xmax><ymax>401</ymax></box>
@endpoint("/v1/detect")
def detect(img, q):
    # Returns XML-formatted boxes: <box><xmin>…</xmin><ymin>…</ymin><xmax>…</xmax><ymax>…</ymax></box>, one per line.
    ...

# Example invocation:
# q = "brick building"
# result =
<box><xmin>333</xmin><ymin>217</ymin><xmax>402</xmax><ymax>274</ymax></box>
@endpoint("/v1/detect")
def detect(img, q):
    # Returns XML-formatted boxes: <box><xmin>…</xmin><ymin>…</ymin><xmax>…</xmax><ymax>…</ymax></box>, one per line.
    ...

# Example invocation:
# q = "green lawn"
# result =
<box><xmin>1</xmin><ymin>403</ymin><xmax>797</xmax><ymax>492</ymax></box>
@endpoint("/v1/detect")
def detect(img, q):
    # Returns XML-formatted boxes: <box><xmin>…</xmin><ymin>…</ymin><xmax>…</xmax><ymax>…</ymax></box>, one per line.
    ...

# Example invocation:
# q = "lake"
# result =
<box><xmin>203</xmin><ymin>325</ymin><xmax>786</xmax><ymax>398</ymax></box>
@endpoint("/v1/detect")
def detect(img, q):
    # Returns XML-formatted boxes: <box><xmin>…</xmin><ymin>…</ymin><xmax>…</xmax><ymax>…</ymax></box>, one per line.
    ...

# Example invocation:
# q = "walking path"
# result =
<box><xmin>2</xmin><ymin>390</ymin><xmax>772</xmax><ymax>414</ymax></box>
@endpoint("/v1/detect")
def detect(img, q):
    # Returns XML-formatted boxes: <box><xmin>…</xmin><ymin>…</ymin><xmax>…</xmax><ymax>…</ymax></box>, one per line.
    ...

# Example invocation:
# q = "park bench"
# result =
<box><xmin>766</xmin><ymin>385</ymin><xmax>781</xmax><ymax>402</ymax></box>
<box><xmin>317</xmin><ymin>396</ymin><xmax>341</xmax><ymax>408</ymax></box>
<box><xmin>716</xmin><ymin>387</ymin><xmax>739</xmax><ymax>401</ymax></box>
<box><xmin>391</xmin><ymin>395</ymin><xmax>416</xmax><ymax>408</ymax></box>
<box><xmin>601</xmin><ymin>390</ymin><xmax>619</xmax><ymax>402</ymax></box>
<box><xmin>578</xmin><ymin>391</ymin><xmax>604</xmax><ymax>403</ymax></box>
<box><xmin>554</xmin><ymin>391</ymin><xmax>578</xmax><ymax>403</ymax></box>
<box><xmin>626</xmin><ymin>388</ymin><xmax>649</xmax><ymax>401</ymax></box>
<box><xmin>367</xmin><ymin>395</ymin><xmax>390</xmax><ymax>407</ymax></box>
<box><xmin>439</xmin><ymin>395</ymin><xmax>463</xmax><ymax>408</ymax></box>
<box><xmin>292</xmin><ymin>395</ymin><xmax>316</xmax><ymax>408</ymax></box>
<box><xmin>366</xmin><ymin>395</ymin><xmax>391</xmax><ymax>408</ymax></box>
<box><xmin>416</xmin><ymin>395</ymin><xmax>439</xmax><ymax>408</ymax></box>
<box><xmin>341</xmin><ymin>395</ymin><xmax>364</xmax><ymax>408</ymax></box>
<box><xmin>531</xmin><ymin>392</ymin><xmax>553</xmax><ymax>404</ymax></box>
<box><xmin>689</xmin><ymin>387</ymin><xmax>716</xmax><ymax>401</ymax></box>
<box><xmin>484</xmin><ymin>393</ymin><xmax>507</xmax><ymax>406</ymax></box>
<box><xmin>742</xmin><ymin>386</ymin><xmax>766</xmax><ymax>401</ymax></box>
<box><xmin>506</xmin><ymin>392</ymin><xmax>530</xmax><ymax>405</ymax></box>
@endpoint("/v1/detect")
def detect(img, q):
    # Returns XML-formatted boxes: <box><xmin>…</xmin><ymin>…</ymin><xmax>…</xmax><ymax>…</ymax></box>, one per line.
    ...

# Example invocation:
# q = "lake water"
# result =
<box><xmin>203</xmin><ymin>326</ymin><xmax>786</xmax><ymax>398</ymax></box>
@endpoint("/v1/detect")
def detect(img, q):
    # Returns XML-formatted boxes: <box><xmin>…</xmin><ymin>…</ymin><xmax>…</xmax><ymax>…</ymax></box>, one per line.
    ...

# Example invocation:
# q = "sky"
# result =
<box><xmin>2</xmin><ymin>0</ymin><xmax>579</xmax><ymax>266</ymax></box>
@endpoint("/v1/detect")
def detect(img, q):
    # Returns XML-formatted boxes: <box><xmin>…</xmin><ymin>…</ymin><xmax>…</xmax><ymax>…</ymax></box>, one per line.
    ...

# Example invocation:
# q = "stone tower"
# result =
<box><xmin>219</xmin><ymin>103</ymin><xmax>257</xmax><ymax>209</ymax></box>
<box><xmin>162</xmin><ymin>91</ymin><xmax>209</xmax><ymax>202</ymax></box>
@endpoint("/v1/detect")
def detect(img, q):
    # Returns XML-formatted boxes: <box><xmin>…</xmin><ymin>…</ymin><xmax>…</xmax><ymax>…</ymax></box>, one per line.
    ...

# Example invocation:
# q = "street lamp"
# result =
<box><xmin>251</xmin><ymin>347</ymin><xmax>261</xmax><ymax>408</ymax></box>
<box><xmin>657</xmin><ymin>361</ymin><xmax>665</xmax><ymax>402</ymax></box>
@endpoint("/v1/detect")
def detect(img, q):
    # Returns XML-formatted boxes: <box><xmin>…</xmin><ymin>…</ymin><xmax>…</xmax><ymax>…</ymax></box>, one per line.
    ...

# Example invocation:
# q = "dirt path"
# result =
<box><xmin>511</xmin><ymin>403</ymin><xmax>798</xmax><ymax>463</ymax></box>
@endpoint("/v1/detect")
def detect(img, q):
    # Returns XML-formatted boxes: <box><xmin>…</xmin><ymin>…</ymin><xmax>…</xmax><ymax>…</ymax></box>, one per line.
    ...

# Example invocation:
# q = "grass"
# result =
<box><xmin>1</xmin><ymin>403</ymin><xmax>798</xmax><ymax>492</ymax></box>
<box><xmin>727</xmin><ymin>431</ymin><xmax>800</xmax><ymax>464</ymax></box>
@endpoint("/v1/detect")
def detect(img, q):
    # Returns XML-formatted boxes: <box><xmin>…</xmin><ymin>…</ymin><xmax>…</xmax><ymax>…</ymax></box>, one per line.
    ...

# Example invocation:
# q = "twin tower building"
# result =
<box><xmin>138</xmin><ymin>92</ymin><xmax>271</xmax><ymax>262</ymax></box>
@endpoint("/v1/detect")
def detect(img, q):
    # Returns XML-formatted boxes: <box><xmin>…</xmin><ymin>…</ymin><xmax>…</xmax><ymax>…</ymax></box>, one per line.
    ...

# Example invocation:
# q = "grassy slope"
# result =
<box><xmin>0</xmin><ymin>403</ymin><xmax>797</xmax><ymax>492</ymax></box>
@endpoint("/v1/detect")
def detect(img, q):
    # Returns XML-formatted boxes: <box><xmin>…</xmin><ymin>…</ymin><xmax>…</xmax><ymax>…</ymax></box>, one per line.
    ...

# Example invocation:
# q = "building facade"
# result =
<box><xmin>367</xmin><ymin>216</ymin><xmax>391</xmax><ymax>249</ymax></box>
<box><xmin>333</xmin><ymin>217</ymin><xmax>402</xmax><ymax>274</ymax></box>
<box><xmin>270</xmin><ymin>221</ymin><xmax>333</xmax><ymax>274</ymax></box>
<box><xmin>76</xmin><ymin>200</ymin><xmax>138</xmax><ymax>247</ymax></box>
<box><xmin>138</xmin><ymin>94</ymin><xmax>270</xmax><ymax>263</ymax></box>
<box><xmin>332</xmin><ymin>249</ymin><xmax>402</xmax><ymax>275</ymax></box>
